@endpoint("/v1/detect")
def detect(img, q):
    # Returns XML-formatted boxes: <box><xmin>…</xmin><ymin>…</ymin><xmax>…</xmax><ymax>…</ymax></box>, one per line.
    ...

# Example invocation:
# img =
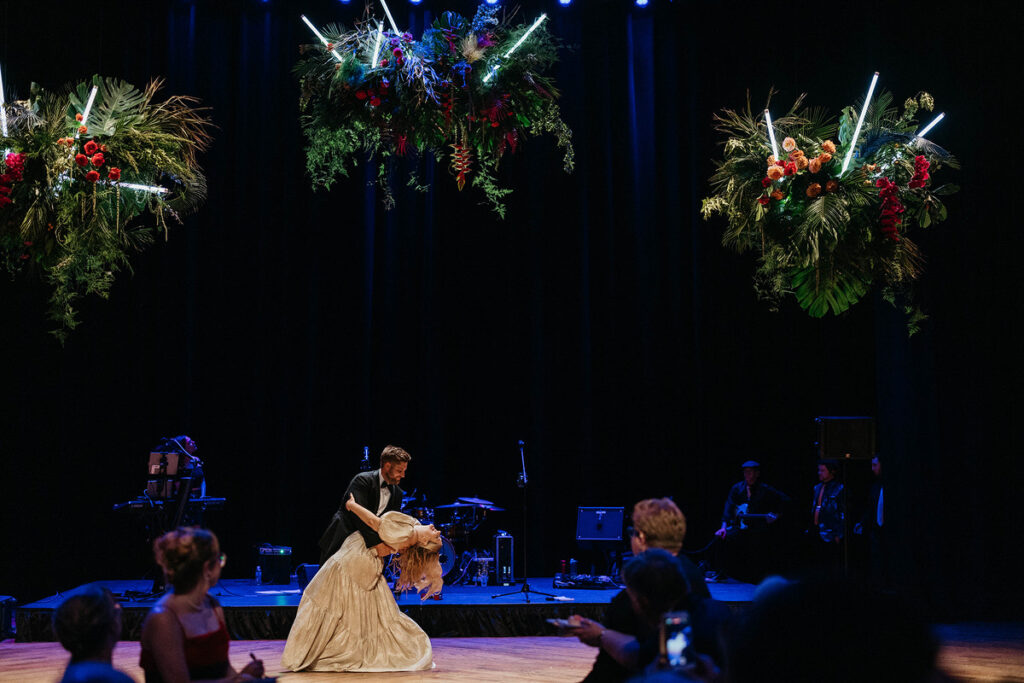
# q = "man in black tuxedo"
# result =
<box><xmin>854</xmin><ymin>454</ymin><xmax>888</xmax><ymax>589</ymax></box>
<box><xmin>317</xmin><ymin>445</ymin><xmax>411</xmax><ymax>563</ymax></box>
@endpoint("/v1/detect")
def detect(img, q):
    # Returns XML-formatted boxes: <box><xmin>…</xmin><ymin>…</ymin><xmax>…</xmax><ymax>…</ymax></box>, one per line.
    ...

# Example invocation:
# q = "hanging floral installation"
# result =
<box><xmin>701</xmin><ymin>78</ymin><xmax>958</xmax><ymax>334</ymax></box>
<box><xmin>0</xmin><ymin>74</ymin><xmax>213</xmax><ymax>342</ymax></box>
<box><xmin>295</xmin><ymin>4</ymin><xmax>574</xmax><ymax>218</ymax></box>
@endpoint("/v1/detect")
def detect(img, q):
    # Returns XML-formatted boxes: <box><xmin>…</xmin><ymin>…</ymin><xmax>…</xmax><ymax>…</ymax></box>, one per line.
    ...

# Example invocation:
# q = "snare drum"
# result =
<box><xmin>410</xmin><ymin>506</ymin><xmax>434</xmax><ymax>524</ymax></box>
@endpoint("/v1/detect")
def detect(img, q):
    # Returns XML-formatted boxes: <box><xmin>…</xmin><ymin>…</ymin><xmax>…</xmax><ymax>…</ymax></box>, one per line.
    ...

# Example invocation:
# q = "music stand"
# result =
<box><xmin>492</xmin><ymin>441</ymin><xmax>557</xmax><ymax>602</ymax></box>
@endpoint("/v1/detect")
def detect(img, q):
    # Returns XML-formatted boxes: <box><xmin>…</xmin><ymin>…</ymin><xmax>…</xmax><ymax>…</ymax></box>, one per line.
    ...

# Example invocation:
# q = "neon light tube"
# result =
<box><xmin>764</xmin><ymin>109</ymin><xmax>779</xmax><ymax>161</ymax></box>
<box><xmin>916</xmin><ymin>112</ymin><xmax>944</xmax><ymax>139</ymax></box>
<box><xmin>378</xmin><ymin>0</ymin><xmax>400</xmax><ymax>35</ymax></box>
<box><xmin>371</xmin><ymin>22</ymin><xmax>384</xmax><ymax>68</ymax></box>
<box><xmin>75</xmin><ymin>85</ymin><xmax>99</xmax><ymax>139</ymax></box>
<box><xmin>841</xmin><ymin>71</ymin><xmax>879</xmax><ymax>176</ymax></box>
<box><xmin>483</xmin><ymin>13</ymin><xmax>548</xmax><ymax>83</ymax></box>
<box><xmin>301</xmin><ymin>15</ymin><xmax>344</xmax><ymax>62</ymax></box>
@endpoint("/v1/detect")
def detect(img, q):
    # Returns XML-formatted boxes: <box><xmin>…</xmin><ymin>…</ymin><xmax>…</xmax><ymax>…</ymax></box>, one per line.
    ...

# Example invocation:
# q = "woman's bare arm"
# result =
<box><xmin>346</xmin><ymin>493</ymin><xmax>381</xmax><ymax>532</ymax></box>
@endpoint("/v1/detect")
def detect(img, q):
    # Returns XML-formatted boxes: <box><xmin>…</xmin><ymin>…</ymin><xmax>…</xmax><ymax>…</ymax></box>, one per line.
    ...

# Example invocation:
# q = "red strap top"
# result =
<box><xmin>140</xmin><ymin>598</ymin><xmax>231</xmax><ymax>682</ymax></box>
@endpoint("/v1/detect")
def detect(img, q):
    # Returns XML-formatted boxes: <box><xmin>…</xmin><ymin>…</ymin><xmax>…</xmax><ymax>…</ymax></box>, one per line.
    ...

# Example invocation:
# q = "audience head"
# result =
<box><xmin>631</xmin><ymin>498</ymin><xmax>687</xmax><ymax>555</ymax></box>
<box><xmin>380</xmin><ymin>445</ymin><xmax>411</xmax><ymax>485</ymax></box>
<box><xmin>52</xmin><ymin>584</ymin><xmax>121</xmax><ymax>663</ymax></box>
<box><xmin>621</xmin><ymin>548</ymin><xmax>690</xmax><ymax>625</ymax></box>
<box><xmin>871</xmin><ymin>454</ymin><xmax>882</xmax><ymax>477</ymax></box>
<box><xmin>153</xmin><ymin>527</ymin><xmax>223</xmax><ymax>594</ymax></box>
<box><xmin>723</xmin><ymin>576</ymin><xmax>938</xmax><ymax>683</ymax></box>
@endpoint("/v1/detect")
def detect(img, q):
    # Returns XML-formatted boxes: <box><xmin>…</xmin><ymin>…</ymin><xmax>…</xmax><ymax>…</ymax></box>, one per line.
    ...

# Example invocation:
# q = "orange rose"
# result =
<box><xmin>825</xmin><ymin>180</ymin><xmax>839</xmax><ymax>193</ymax></box>
<box><xmin>789</xmin><ymin>149</ymin><xmax>805</xmax><ymax>160</ymax></box>
<box><xmin>809</xmin><ymin>158</ymin><xmax>822</xmax><ymax>174</ymax></box>
<box><xmin>771</xmin><ymin>189</ymin><xmax>784</xmax><ymax>200</ymax></box>
<box><xmin>78</xmin><ymin>125</ymin><xmax>88</xmax><ymax>134</ymax></box>
<box><xmin>822</xmin><ymin>140</ymin><xmax>836</xmax><ymax>154</ymax></box>
<box><xmin>818</xmin><ymin>152</ymin><xmax>832</xmax><ymax>164</ymax></box>
<box><xmin>767</xmin><ymin>166</ymin><xmax>784</xmax><ymax>181</ymax></box>
<box><xmin>806</xmin><ymin>183</ymin><xmax>822</xmax><ymax>198</ymax></box>
<box><xmin>865</xmin><ymin>163</ymin><xmax>877</xmax><ymax>172</ymax></box>
<box><xmin>783</xmin><ymin>137</ymin><xmax>796</xmax><ymax>152</ymax></box>
<box><xmin>795</xmin><ymin>156</ymin><xmax>809</xmax><ymax>170</ymax></box>
<box><xmin>767</xmin><ymin>155</ymin><xmax>777</xmax><ymax>166</ymax></box>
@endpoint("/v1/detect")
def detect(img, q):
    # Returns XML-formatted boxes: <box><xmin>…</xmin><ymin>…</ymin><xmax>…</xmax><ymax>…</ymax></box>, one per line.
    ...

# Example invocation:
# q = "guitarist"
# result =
<box><xmin>711</xmin><ymin>460</ymin><xmax>790</xmax><ymax>582</ymax></box>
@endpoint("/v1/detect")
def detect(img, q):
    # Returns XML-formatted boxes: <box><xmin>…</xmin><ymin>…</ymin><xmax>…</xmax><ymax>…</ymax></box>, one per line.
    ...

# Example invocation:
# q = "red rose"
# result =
<box><xmin>108</xmin><ymin>167</ymin><xmax>121</xmax><ymax>181</ymax></box>
<box><xmin>784</xmin><ymin>161</ymin><xmax>796</xmax><ymax>176</ymax></box>
<box><xmin>92</xmin><ymin>153</ymin><xmax>105</xmax><ymax>167</ymax></box>
<box><xmin>85</xmin><ymin>170</ymin><xmax>100</xmax><ymax>183</ymax></box>
<box><xmin>83</xmin><ymin>141</ymin><xmax>98</xmax><ymax>155</ymax></box>
<box><xmin>20</xmin><ymin>253</ymin><xmax>29</xmax><ymax>260</ymax></box>
<box><xmin>761</xmin><ymin>177</ymin><xmax>772</xmax><ymax>188</ymax></box>
<box><xmin>75</xmin><ymin>154</ymin><xmax>88</xmax><ymax>167</ymax></box>
<box><xmin>0</xmin><ymin>186</ymin><xmax>11</xmax><ymax>195</ymax></box>
<box><xmin>380</xmin><ymin>59</ymin><xmax>389</xmax><ymax>67</ymax></box>
<box><xmin>355</xmin><ymin>90</ymin><xmax>367</xmax><ymax>100</ymax></box>
<box><xmin>393</xmin><ymin>48</ymin><xmax>403</xmax><ymax>57</ymax></box>
<box><xmin>370</xmin><ymin>97</ymin><xmax>381</xmax><ymax>107</ymax></box>
<box><xmin>0</xmin><ymin>196</ymin><xmax>12</xmax><ymax>207</ymax></box>
<box><xmin>758</xmin><ymin>195</ymin><xmax>770</xmax><ymax>206</ymax></box>
<box><xmin>24</xmin><ymin>240</ymin><xmax>33</xmax><ymax>246</ymax></box>
<box><xmin>491</xmin><ymin>121</ymin><xmax>499</xmax><ymax>128</ymax></box>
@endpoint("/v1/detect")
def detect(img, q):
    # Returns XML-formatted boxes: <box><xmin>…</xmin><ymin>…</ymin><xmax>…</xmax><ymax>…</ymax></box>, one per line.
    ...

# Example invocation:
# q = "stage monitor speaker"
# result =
<box><xmin>576</xmin><ymin>507</ymin><xmax>624</xmax><ymax>541</ymax></box>
<box><xmin>0</xmin><ymin>596</ymin><xmax>15</xmax><ymax>639</ymax></box>
<box><xmin>816</xmin><ymin>416</ymin><xmax>875</xmax><ymax>461</ymax></box>
<box><xmin>495</xmin><ymin>532</ymin><xmax>514</xmax><ymax>586</ymax></box>
<box><xmin>296</xmin><ymin>564</ymin><xmax>320</xmax><ymax>591</ymax></box>
<box><xmin>255</xmin><ymin>544</ymin><xmax>292</xmax><ymax>585</ymax></box>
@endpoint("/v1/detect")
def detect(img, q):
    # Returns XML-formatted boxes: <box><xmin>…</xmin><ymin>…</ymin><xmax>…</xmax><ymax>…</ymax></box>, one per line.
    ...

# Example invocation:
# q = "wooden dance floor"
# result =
<box><xmin>4</xmin><ymin>626</ymin><xmax>1024</xmax><ymax>682</ymax></box>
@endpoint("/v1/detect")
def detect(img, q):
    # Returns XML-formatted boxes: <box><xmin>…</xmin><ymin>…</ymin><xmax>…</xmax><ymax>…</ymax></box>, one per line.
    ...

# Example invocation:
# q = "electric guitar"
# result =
<box><xmin>729</xmin><ymin>503</ymin><xmax>777</xmax><ymax>532</ymax></box>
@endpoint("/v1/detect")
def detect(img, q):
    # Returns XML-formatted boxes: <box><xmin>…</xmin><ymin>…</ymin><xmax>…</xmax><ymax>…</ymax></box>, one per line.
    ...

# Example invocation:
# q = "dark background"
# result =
<box><xmin>1</xmin><ymin>0</ymin><xmax>1020</xmax><ymax>620</ymax></box>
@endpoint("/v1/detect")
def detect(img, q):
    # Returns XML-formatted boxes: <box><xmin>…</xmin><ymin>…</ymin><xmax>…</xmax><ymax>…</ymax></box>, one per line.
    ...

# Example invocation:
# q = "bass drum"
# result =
<box><xmin>385</xmin><ymin>536</ymin><xmax>457</xmax><ymax>583</ymax></box>
<box><xmin>438</xmin><ymin>536</ymin><xmax>457</xmax><ymax>579</ymax></box>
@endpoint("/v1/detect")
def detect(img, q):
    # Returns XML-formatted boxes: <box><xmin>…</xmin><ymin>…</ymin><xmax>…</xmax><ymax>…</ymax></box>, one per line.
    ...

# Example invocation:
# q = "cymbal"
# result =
<box><xmin>434</xmin><ymin>502</ymin><xmax>476</xmax><ymax>509</ymax></box>
<box><xmin>457</xmin><ymin>496</ymin><xmax>494</xmax><ymax>506</ymax></box>
<box><xmin>479</xmin><ymin>505</ymin><xmax>505</xmax><ymax>512</ymax></box>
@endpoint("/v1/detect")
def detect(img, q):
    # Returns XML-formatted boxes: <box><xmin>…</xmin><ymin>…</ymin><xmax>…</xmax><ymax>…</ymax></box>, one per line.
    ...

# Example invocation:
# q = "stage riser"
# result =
<box><xmin>16</xmin><ymin>603</ymin><xmax>609</xmax><ymax>642</ymax></box>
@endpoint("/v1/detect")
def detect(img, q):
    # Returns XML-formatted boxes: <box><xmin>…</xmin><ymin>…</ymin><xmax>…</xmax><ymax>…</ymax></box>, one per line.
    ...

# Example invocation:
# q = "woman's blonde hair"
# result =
<box><xmin>393</xmin><ymin>545</ymin><xmax>444</xmax><ymax>599</ymax></box>
<box><xmin>153</xmin><ymin>527</ymin><xmax>220</xmax><ymax>593</ymax></box>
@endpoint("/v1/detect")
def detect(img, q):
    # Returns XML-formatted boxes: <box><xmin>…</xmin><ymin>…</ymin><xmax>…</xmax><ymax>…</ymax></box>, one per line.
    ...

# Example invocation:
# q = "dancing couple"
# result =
<box><xmin>281</xmin><ymin>445</ymin><xmax>444</xmax><ymax>673</ymax></box>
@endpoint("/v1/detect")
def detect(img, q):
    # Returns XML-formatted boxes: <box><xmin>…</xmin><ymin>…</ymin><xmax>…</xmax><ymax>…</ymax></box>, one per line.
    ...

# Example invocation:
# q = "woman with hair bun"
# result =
<box><xmin>140</xmin><ymin>528</ymin><xmax>265</xmax><ymax>682</ymax></box>
<box><xmin>282</xmin><ymin>493</ymin><xmax>444</xmax><ymax>672</ymax></box>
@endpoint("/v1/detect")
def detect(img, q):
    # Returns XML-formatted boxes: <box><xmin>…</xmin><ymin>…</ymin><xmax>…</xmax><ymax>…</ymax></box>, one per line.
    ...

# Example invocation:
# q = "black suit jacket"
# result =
<box><xmin>317</xmin><ymin>469</ymin><xmax>405</xmax><ymax>563</ymax></box>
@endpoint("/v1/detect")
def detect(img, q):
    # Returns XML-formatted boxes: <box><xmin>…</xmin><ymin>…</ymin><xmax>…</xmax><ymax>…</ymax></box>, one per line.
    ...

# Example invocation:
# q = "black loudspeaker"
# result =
<box><xmin>296</xmin><ymin>564</ymin><xmax>320</xmax><ymax>591</ymax></box>
<box><xmin>816</xmin><ymin>416</ymin><xmax>875</xmax><ymax>461</ymax></box>
<box><xmin>576</xmin><ymin>507</ymin><xmax>624</xmax><ymax>541</ymax></box>
<box><xmin>255</xmin><ymin>545</ymin><xmax>293</xmax><ymax>585</ymax></box>
<box><xmin>1</xmin><ymin>596</ymin><xmax>15</xmax><ymax>638</ymax></box>
<box><xmin>495</xmin><ymin>532</ymin><xmax>514</xmax><ymax>585</ymax></box>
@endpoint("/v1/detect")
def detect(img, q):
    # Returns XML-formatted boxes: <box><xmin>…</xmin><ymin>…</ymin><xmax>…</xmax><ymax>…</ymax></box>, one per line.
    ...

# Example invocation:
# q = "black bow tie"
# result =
<box><xmin>380</xmin><ymin>481</ymin><xmax>390</xmax><ymax>489</ymax></box>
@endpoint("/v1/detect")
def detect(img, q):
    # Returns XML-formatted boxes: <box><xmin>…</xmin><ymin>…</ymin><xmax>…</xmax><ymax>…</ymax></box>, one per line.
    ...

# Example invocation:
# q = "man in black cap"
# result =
<box><xmin>710</xmin><ymin>460</ymin><xmax>790</xmax><ymax>583</ymax></box>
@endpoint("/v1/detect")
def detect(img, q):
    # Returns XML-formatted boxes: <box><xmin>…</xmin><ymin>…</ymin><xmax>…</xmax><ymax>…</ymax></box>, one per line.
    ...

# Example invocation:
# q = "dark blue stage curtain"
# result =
<box><xmin>0</xmin><ymin>0</ymin><xmax>1020</xmax><ymax>620</ymax></box>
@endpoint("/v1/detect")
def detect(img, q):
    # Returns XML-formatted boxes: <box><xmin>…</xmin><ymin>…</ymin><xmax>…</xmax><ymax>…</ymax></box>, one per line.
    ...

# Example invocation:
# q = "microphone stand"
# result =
<box><xmin>492</xmin><ymin>440</ymin><xmax>556</xmax><ymax>602</ymax></box>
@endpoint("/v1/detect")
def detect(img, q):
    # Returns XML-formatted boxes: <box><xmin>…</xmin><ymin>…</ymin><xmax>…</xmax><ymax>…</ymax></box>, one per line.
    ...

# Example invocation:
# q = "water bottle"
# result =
<box><xmin>255</xmin><ymin>565</ymin><xmax>262</xmax><ymax>585</ymax></box>
<box><xmin>569</xmin><ymin>558</ymin><xmax>578</xmax><ymax>576</ymax></box>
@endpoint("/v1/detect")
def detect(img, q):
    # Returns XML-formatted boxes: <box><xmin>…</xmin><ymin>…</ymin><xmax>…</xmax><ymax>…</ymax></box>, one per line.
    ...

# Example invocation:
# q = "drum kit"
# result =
<box><xmin>398</xmin><ymin>494</ymin><xmax>506</xmax><ymax>584</ymax></box>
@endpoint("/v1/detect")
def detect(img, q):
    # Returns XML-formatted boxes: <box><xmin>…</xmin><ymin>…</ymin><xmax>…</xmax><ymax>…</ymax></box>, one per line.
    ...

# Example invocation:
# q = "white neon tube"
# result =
<box><xmin>116</xmin><ymin>181</ymin><xmax>169</xmax><ymax>194</ymax></box>
<box><xmin>378</xmin><ymin>0</ymin><xmax>400</xmax><ymax>35</ymax></box>
<box><xmin>841</xmin><ymin>71</ymin><xmax>879</xmax><ymax>176</ymax></box>
<box><xmin>301</xmin><ymin>15</ymin><xmax>344</xmax><ymax>62</ymax></box>
<box><xmin>371</xmin><ymin>23</ymin><xmax>384</xmax><ymax>68</ymax></box>
<box><xmin>915</xmin><ymin>112</ymin><xmax>944</xmax><ymax>139</ymax></box>
<box><xmin>0</xmin><ymin>64</ymin><xmax>8</xmax><ymax>138</ymax></box>
<box><xmin>483</xmin><ymin>14</ymin><xmax>548</xmax><ymax>83</ymax></box>
<box><xmin>75</xmin><ymin>85</ymin><xmax>99</xmax><ymax>139</ymax></box>
<box><xmin>764</xmin><ymin>109</ymin><xmax>779</xmax><ymax>161</ymax></box>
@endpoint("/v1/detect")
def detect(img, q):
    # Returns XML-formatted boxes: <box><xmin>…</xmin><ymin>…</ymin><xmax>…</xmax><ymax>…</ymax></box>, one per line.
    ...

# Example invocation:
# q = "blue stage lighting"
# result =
<box><xmin>485</xmin><ymin>0</ymin><xmax>499</xmax><ymax>5</ymax></box>
<box><xmin>559</xmin><ymin>0</ymin><xmax>571</xmax><ymax>5</ymax></box>
<box><xmin>339</xmin><ymin>0</ymin><xmax>352</xmax><ymax>4</ymax></box>
<box><xmin>409</xmin><ymin>0</ymin><xmax>422</xmax><ymax>4</ymax></box>
<box><xmin>635</xmin><ymin>0</ymin><xmax>649</xmax><ymax>6</ymax></box>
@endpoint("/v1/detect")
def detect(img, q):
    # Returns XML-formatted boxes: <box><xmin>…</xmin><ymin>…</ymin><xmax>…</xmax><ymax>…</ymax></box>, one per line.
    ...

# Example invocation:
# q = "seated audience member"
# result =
<box><xmin>569</xmin><ymin>549</ymin><xmax>727</xmax><ymax>681</ymax></box>
<box><xmin>577</xmin><ymin>498</ymin><xmax>718</xmax><ymax>683</ymax></box>
<box><xmin>52</xmin><ymin>584</ymin><xmax>133</xmax><ymax>683</ymax></box>
<box><xmin>722</xmin><ymin>576</ymin><xmax>941</xmax><ymax>683</ymax></box>
<box><xmin>140</xmin><ymin>527</ymin><xmax>268</xmax><ymax>682</ymax></box>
